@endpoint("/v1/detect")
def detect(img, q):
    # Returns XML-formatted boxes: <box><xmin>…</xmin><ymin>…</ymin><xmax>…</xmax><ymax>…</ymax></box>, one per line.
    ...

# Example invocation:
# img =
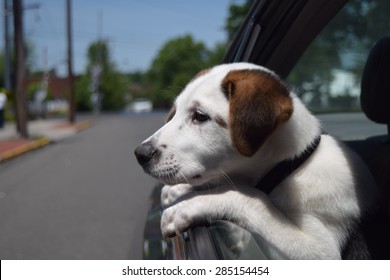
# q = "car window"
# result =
<box><xmin>208</xmin><ymin>221</ymin><xmax>287</xmax><ymax>260</ymax></box>
<box><xmin>287</xmin><ymin>0</ymin><xmax>389</xmax><ymax>140</ymax></box>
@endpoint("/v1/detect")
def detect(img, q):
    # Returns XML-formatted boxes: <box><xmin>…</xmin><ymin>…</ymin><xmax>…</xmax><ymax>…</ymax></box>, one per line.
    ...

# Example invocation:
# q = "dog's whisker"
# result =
<box><xmin>178</xmin><ymin>171</ymin><xmax>190</xmax><ymax>185</ymax></box>
<box><xmin>219</xmin><ymin>169</ymin><xmax>238</xmax><ymax>191</ymax></box>
<box><xmin>162</xmin><ymin>86</ymin><xmax>184</xmax><ymax>102</ymax></box>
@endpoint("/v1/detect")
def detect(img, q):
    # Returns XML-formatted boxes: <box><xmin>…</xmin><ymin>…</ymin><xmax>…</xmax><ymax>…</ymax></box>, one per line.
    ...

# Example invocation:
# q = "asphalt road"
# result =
<box><xmin>0</xmin><ymin>112</ymin><xmax>166</xmax><ymax>259</ymax></box>
<box><xmin>317</xmin><ymin>112</ymin><xmax>386</xmax><ymax>140</ymax></box>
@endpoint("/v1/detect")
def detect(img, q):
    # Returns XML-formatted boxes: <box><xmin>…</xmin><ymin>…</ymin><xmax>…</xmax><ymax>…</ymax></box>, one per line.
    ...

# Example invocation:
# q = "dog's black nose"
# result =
<box><xmin>134</xmin><ymin>142</ymin><xmax>160</xmax><ymax>167</ymax></box>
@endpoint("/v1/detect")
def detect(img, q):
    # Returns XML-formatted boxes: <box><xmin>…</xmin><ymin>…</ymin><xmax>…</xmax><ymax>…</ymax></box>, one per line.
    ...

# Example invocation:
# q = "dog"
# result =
<box><xmin>135</xmin><ymin>62</ymin><xmax>380</xmax><ymax>259</ymax></box>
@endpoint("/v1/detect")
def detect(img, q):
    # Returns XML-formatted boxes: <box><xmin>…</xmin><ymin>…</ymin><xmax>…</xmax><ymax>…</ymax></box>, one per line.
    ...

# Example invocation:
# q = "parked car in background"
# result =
<box><xmin>129</xmin><ymin>98</ymin><xmax>153</xmax><ymax>113</ymax></box>
<box><xmin>143</xmin><ymin>0</ymin><xmax>390</xmax><ymax>259</ymax></box>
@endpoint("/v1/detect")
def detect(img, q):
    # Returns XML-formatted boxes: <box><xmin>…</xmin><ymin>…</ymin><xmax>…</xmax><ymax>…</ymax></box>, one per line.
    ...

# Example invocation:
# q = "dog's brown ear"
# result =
<box><xmin>221</xmin><ymin>69</ymin><xmax>293</xmax><ymax>156</ymax></box>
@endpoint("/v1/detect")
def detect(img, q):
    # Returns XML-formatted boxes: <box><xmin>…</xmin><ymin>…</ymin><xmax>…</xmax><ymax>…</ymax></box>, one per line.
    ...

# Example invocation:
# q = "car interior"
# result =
<box><xmin>343</xmin><ymin>36</ymin><xmax>390</xmax><ymax>259</ymax></box>
<box><xmin>356</xmin><ymin>36</ymin><xmax>390</xmax><ymax>215</ymax></box>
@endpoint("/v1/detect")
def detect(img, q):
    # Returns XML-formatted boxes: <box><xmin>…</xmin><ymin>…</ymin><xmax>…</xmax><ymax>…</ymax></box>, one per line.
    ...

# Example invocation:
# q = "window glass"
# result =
<box><xmin>288</xmin><ymin>0</ymin><xmax>390</xmax><ymax>114</ymax></box>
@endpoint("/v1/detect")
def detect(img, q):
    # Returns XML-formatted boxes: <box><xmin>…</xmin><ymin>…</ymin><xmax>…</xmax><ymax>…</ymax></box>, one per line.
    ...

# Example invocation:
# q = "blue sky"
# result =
<box><xmin>1</xmin><ymin>0</ymin><xmax>243</xmax><ymax>76</ymax></box>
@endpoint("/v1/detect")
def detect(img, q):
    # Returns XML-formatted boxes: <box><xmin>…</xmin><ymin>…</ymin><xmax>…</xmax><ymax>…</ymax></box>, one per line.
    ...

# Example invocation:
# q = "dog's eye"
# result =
<box><xmin>192</xmin><ymin>110</ymin><xmax>210</xmax><ymax>123</ymax></box>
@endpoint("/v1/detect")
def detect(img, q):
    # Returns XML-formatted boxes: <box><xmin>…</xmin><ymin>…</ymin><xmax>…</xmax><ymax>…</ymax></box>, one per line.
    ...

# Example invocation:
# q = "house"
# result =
<box><xmin>23</xmin><ymin>70</ymin><xmax>77</xmax><ymax>115</ymax></box>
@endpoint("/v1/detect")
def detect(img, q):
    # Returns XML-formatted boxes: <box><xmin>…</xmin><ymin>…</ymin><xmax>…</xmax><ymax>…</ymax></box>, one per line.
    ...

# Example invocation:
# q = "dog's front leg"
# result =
<box><xmin>161</xmin><ymin>185</ymin><xmax>342</xmax><ymax>259</ymax></box>
<box><xmin>161</xmin><ymin>186</ymin><xmax>241</xmax><ymax>238</ymax></box>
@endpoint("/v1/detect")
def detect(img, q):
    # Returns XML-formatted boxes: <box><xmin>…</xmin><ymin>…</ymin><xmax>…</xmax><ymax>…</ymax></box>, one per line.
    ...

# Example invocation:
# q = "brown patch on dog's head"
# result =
<box><xmin>221</xmin><ymin>69</ymin><xmax>293</xmax><ymax>156</ymax></box>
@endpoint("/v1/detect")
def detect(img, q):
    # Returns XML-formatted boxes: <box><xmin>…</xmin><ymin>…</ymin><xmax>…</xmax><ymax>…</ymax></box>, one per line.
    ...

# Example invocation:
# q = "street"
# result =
<box><xmin>0</xmin><ymin>112</ymin><xmax>166</xmax><ymax>259</ymax></box>
<box><xmin>317</xmin><ymin>112</ymin><xmax>386</xmax><ymax>141</ymax></box>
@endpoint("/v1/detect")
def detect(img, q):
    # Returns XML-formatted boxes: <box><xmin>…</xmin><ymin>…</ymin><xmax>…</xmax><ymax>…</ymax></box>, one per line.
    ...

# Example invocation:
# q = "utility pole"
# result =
<box><xmin>3</xmin><ymin>0</ymin><xmax>11</xmax><ymax>92</ymax></box>
<box><xmin>13</xmin><ymin>0</ymin><xmax>28</xmax><ymax>138</ymax></box>
<box><xmin>66</xmin><ymin>0</ymin><xmax>75</xmax><ymax>124</ymax></box>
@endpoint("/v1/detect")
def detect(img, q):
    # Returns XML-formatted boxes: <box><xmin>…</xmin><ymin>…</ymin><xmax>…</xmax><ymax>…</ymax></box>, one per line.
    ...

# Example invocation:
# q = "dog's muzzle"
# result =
<box><xmin>134</xmin><ymin>142</ymin><xmax>161</xmax><ymax>169</ymax></box>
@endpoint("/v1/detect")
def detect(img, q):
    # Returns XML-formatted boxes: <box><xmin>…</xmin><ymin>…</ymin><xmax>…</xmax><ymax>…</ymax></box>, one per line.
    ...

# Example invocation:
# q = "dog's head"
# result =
<box><xmin>134</xmin><ymin>63</ymin><xmax>293</xmax><ymax>185</ymax></box>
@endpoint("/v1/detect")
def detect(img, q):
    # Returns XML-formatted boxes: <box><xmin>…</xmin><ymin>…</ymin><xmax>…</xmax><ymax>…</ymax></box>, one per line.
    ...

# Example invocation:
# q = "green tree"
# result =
<box><xmin>288</xmin><ymin>0</ymin><xmax>390</xmax><ymax>111</ymax></box>
<box><xmin>75</xmin><ymin>74</ymin><xmax>92</xmax><ymax>111</ymax></box>
<box><xmin>225</xmin><ymin>0</ymin><xmax>254</xmax><ymax>41</ymax></box>
<box><xmin>146</xmin><ymin>35</ymin><xmax>210</xmax><ymax>108</ymax></box>
<box><xmin>100</xmin><ymin>68</ymin><xmax>127</xmax><ymax>111</ymax></box>
<box><xmin>127</xmin><ymin>71</ymin><xmax>150</xmax><ymax>101</ymax></box>
<box><xmin>206</xmin><ymin>42</ymin><xmax>227</xmax><ymax>67</ymax></box>
<box><xmin>76</xmin><ymin>40</ymin><xmax>127</xmax><ymax>111</ymax></box>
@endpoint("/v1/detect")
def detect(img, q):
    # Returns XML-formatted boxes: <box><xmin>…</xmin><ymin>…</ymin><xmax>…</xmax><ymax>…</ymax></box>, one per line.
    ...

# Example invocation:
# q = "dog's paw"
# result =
<box><xmin>161</xmin><ymin>184</ymin><xmax>192</xmax><ymax>207</ymax></box>
<box><xmin>160</xmin><ymin>186</ymin><xmax>241</xmax><ymax>239</ymax></box>
<box><xmin>161</xmin><ymin>203</ymin><xmax>189</xmax><ymax>238</ymax></box>
<box><xmin>161</xmin><ymin>199</ymin><xmax>205</xmax><ymax>238</ymax></box>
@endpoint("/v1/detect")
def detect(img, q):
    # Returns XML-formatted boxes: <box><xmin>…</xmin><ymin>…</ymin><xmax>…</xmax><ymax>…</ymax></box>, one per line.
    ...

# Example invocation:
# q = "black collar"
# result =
<box><xmin>254</xmin><ymin>135</ymin><xmax>322</xmax><ymax>195</ymax></box>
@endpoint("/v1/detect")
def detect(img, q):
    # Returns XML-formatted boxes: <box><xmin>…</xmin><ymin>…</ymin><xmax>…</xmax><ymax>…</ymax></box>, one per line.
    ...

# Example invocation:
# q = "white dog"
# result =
<box><xmin>135</xmin><ymin>62</ymin><xmax>378</xmax><ymax>259</ymax></box>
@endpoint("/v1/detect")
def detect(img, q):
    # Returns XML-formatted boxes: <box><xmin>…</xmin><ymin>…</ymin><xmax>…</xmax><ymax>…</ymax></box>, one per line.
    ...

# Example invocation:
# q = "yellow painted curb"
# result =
<box><xmin>0</xmin><ymin>137</ymin><xmax>51</xmax><ymax>163</ymax></box>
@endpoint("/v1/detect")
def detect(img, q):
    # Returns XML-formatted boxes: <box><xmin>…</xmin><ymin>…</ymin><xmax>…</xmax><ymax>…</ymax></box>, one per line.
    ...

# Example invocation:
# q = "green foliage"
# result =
<box><xmin>205</xmin><ymin>42</ymin><xmax>227</xmax><ymax>67</ymax></box>
<box><xmin>127</xmin><ymin>71</ymin><xmax>151</xmax><ymax>101</ymax></box>
<box><xmin>288</xmin><ymin>42</ymin><xmax>339</xmax><ymax>98</ymax></box>
<box><xmin>75</xmin><ymin>74</ymin><xmax>93</xmax><ymax>111</ymax></box>
<box><xmin>75</xmin><ymin>40</ymin><xmax>127</xmax><ymax>111</ymax></box>
<box><xmin>225</xmin><ymin>0</ymin><xmax>254</xmax><ymax>41</ymax></box>
<box><xmin>26</xmin><ymin>82</ymin><xmax>41</xmax><ymax>101</ymax></box>
<box><xmin>288</xmin><ymin>0</ymin><xmax>390</xmax><ymax>112</ymax></box>
<box><xmin>100</xmin><ymin>69</ymin><xmax>127</xmax><ymax>111</ymax></box>
<box><xmin>146</xmin><ymin>35</ymin><xmax>211</xmax><ymax>108</ymax></box>
<box><xmin>87</xmin><ymin>40</ymin><xmax>110</xmax><ymax>69</ymax></box>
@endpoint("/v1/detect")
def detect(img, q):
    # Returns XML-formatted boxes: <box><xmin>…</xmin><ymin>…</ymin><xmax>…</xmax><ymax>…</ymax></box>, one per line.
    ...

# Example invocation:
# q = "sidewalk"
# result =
<box><xmin>0</xmin><ymin>118</ymin><xmax>92</xmax><ymax>163</ymax></box>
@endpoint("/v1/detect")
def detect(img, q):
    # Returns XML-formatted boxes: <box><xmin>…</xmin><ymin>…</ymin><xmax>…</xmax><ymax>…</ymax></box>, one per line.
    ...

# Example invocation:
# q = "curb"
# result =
<box><xmin>0</xmin><ymin>120</ymin><xmax>93</xmax><ymax>163</ymax></box>
<box><xmin>0</xmin><ymin>137</ymin><xmax>51</xmax><ymax>163</ymax></box>
<box><xmin>51</xmin><ymin>120</ymin><xmax>93</xmax><ymax>133</ymax></box>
